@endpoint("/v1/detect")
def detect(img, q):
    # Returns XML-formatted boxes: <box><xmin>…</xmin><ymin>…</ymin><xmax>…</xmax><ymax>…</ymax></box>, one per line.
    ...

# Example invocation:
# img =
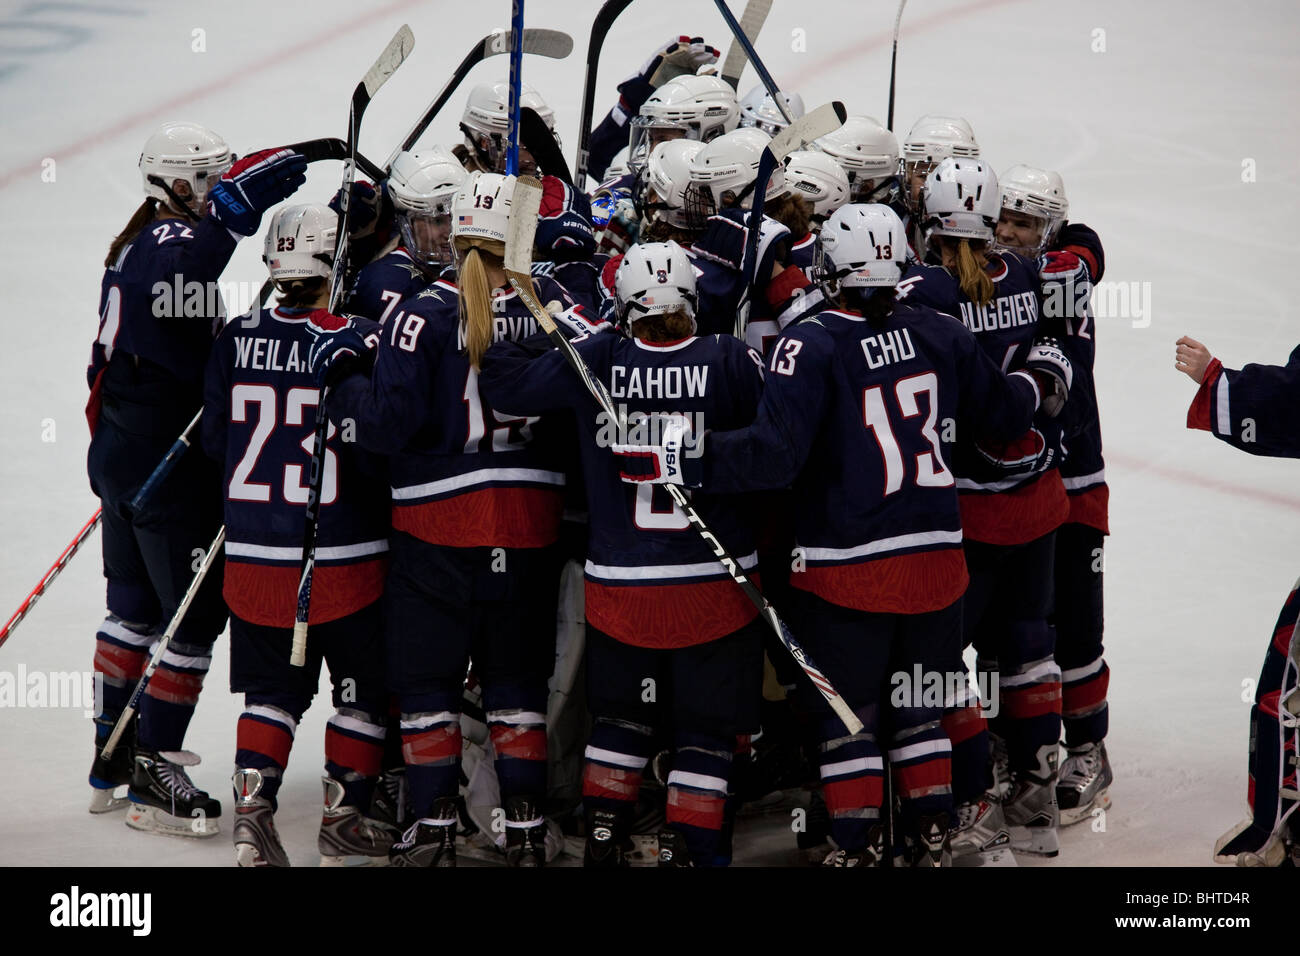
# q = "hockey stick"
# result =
<box><xmin>504</xmin><ymin>1</ymin><xmax>526</xmax><ymax>177</ymax></box>
<box><xmin>713</xmin><ymin>0</ymin><xmax>792</xmax><ymax>124</ymax></box>
<box><xmin>295</xmin><ymin>25</ymin><xmax>414</xmax><ymax>669</ymax></box>
<box><xmin>734</xmin><ymin>101</ymin><xmax>847</xmax><ymax>339</ymax></box>
<box><xmin>504</xmin><ymin>177</ymin><xmax>862</xmax><ymax>736</ymax></box>
<box><xmin>128</xmin><ymin>410</ymin><xmax>201</xmax><ymax>512</ymax></box>
<box><xmin>574</xmin><ymin>0</ymin><xmax>636</xmax><ymax>189</ymax></box>
<box><xmin>100</xmin><ymin>525</ymin><xmax>225</xmax><ymax>759</ymax></box>
<box><xmin>0</xmin><ymin>509</ymin><xmax>102</xmax><ymax>650</ymax></box>
<box><xmin>286</xmin><ymin>137</ymin><xmax>385</xmax><ymax>184</ymax></box>
<box><xmin>521</xmin><ymin>106</ymin><xmax>572</xmax><ymax>185</ymax></box>
<box><xmin>886</xmin><ymin>0</ymin><xmax>907</xmax><ymax>131</ymax></box>
<box><xmin>719</xmin><ymin>0</ymin><xmax>772</xmax><ymax>90</ymax></box>
<box><xmin>383</xmin><ymin>28</ymin><xmax>572</xmax><ymax>173</ymax></box>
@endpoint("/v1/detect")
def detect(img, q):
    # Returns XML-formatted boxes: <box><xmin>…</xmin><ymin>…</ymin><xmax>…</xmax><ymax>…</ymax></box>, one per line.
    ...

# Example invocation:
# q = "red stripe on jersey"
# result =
<box><xmin>392</xmin><ymin>486</ymin><xmax>562</xmax><ymax>549</ymax></box>
<box><xmin>584</xmin><ymin>576</ymin><xmax>760</xmax><ymax>649</ymax></box>
<box><xmin>823</xmin><ymin>776</ymin><xmax>884</xmax><ymax>817</ymax></box>
<box><xmin>667</xmin><ymin>787</ymin><xmax>727</xmax><ymax>831</ymax></box>
<box><xmin>223</xmin><ymin>558</ymin><xmax>386</xmax><ymax>628</ymax></box>
<box><xmin>146</xmin><ymin>668</ymin><xmax>205</xmax><ymax>707</ymax></box>
<box><xmin>93</xmin><ymin>641</ymin><xmax>148</xmax><ymax>682</ymax></box>
<box><xmin>765</xmin><ymin>263</ymin><xmax>811</xmax><ymax>309</ymax></box>
<box><xmin>1185</xmin><ymin>358</ymin><xmax>1224</xmax><ymax>432</ymax></box>
<box><xmin>792</xmin><ymin>548</ymin><xmax>968</xmax><ymax>614</ymax></box>
<box><xmin>894</xmin><ymin>756</ymin><xmax>951</xmax><ymax>801</ymax></box>
<box><xmin>1273</xmin><ymin>615</ymin><xmax>1297</xmax><ymax>656</ymax></box>
<box><xmin>1060</xmin><ymin>243</ymin><xmax>1099</xmax><ymax>282</ymax></box>
<box><xmin>941</xmin><ymin>705</ymin><xmax>987</xmax><ymax>746</ymax></box>
<box><xmin>238</xmin><ymin>715</ymin><xmax>294</xmax><ymax>767</ymax></box>
<box><xmin>489</xmin><ymin>725</ymin><xmax>547</xmax><ymax>763</ymax></box>
<box><xmin>402</xmin><ymin>724</ymin><xmax>461</xmax><ymax>767</ymax></box>
<box><xmin>959</xmin><ymin>470</ymin><xmax>1069</xmax><ymax>546</ymax></box>
<box><xmin>583</xmin><ymin>762</ymin><xmax>643</xmax><ymax>802</ymax></box>
<box><xmin>325</xmin><ymin>725</ymin><xmax>384</xmax><ymax>777</ymax></box>
<box><xmin>1002</xmin><ymin>681</ymin><xmax>1062</xmax><ymax>720</ymax></box>
<box><xmin>1260</xmin><ymin>689</ymin><xmax>1281</xmax><ymax>720</ymax></box>
<box><xmin>1066</xmin><ymin>484</ymin><xmax>1110</xmax><ymax>534</ymax></box>
<box><xmin>1062</xmin><ymin>666</ymin><xmax>1109</xmax><ymax>717</ymax></box>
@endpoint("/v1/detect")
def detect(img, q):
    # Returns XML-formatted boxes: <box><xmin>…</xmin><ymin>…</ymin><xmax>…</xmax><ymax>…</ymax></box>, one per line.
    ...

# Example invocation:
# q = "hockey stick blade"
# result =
<box><xmin>362</xmin><ymin>24</ymin><xmax>415</xmax><ymax>101</ymax></box>
<box><xmin>769</xmin><ymin>101</ymin><xmax>848</xmax><ymax>161</ymax></box>
<box><xmin>521</xmin><ymin>106</ymin><xmax>571</xmax><ymax>185</ymax></box>
<box><xmin>385</xmin><ymin>28</ymin><xmax>572</xmax><ymax>171</ymax></box>
<box><xmin>720</xmin><ymin>0</ymin><xmax>772</xmax><ymax>89</ymax></box>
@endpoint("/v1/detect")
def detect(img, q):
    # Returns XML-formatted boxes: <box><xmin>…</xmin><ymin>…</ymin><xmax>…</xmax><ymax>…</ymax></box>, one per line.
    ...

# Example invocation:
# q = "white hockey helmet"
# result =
<box><xmin>738</xmin><ymin>85</ymin><xmax>805</xmax><ymax>136</ymax></box>
<box><xmin>461</xmin><ymin>81</ymin><xmax>558</xmax><ymax>172</ymax></box>
<box><xmin>388</xmin><ymin>148</ymin><xmax>469</xmax><ymax>268</ymax></box>
<box><xmin>614</xmin><ymin>240</ymin><xmax>698</xmax><ymax>330</ymax></box>
<box><xmin>637</xmin><ymin>139</ymin><xmax>706</xmax><ymax>231</ymax></box>
<box><xmin>684</xmin><ymin>127</ymin><xmax>787</xmax><ymax>226</ymax></box>
<box><xmin>902</xmin><ymin>114</ymin><xmax>980</xmax><ymax>165</ymax></box>
<box><xmin>817</xmin><ymin>204</ymin><xmax>908</xmax><ymax>292</ymax></box>
<box><xmin>452</xmin><ymin>171</ymin><xmax>516</xmax><ymax>248</ymax></box>
<box><xmin>784</xmin><ymin>150</ymin><xmax>851</xmax><ymax>224</ymax></box>
<box><xmin>814</xmin><ymin>115</ymin><xmax>900</xmax><ymax>201</ymax></box>
<box><xmin>139</xmin><ymin>121</ymin><xmax>232</xmax><ymax>214</ymax></box>
<box><xmin>996</xmin><ymin>163</ymin><xmax>1069</xmax><ymax>253</ymax></box>
<box><xmin>922</xmin><ymin>157</ymin><xmax>999</xmax><ymax>243</ymax></box>
<box><xmin>263</xmin><ymin>203</ymin><xmax>337</xmax><ymax>283</ymax></box>
<box><xmin>628</xmin><ymin>74</ymin><xmax>740</xmax><ymax>172</ymax></box>
<box><xmin>605</xmin><ymin>146</ymin><xmax>633</xmax><ymax>181</ymax></box>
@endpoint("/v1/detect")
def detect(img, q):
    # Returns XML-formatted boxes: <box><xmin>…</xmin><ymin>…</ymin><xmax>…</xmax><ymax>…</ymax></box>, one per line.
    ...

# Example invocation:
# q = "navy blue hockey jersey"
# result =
<box><xmin>202</xmin><ymin>306</ymin><xmax>390</xmax><ymax>626</ymax></box>
<box><xmin>347</xmin><ymin>247</ymin><xmax>435</xmax><ymax>325</ymax></box>
<box><xmin>896</xmin><ymin>251</ymin><xmax>1069</xmax><ymax>545</ymax></box>
<box><xmin>704</xmin><ymin>304</ymin><xmax>1042</xmax><ymax>613</ymax></box>
<box><xmin>1187</xmin><ymin>345</ymin><xmax>1300</xmax><ymax>459</ymax></box>
<box><xmin>480</xmin><ymin>328</ymin><xmax>765</xmax><ymax>648</ymax></box>
<box><xmin>328</xmin><ymin>276</ymin><xmax>579</xmax><ymax>549</ymax></box>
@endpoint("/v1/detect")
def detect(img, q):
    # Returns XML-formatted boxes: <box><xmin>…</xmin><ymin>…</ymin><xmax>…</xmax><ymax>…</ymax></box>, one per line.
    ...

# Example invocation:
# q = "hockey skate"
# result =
<box><xmin>1214</xmin><ymin>805</ymin><xmax>1298</xmax><ymax>867</ymax></box>
<box><xmin>368</xmin><ymin>766</ymin><xmax>410</xmax><ymax>830</ymax></box>
<box><xmin>656</xmin><ymin>827</ymin><xmax>693</xmax><ymax>867</ymax></box>
<box><xmin>1057</xmin><ymin>741</ymin><xmax>1113</xmax><ymax>826</ymax></box>
<box><xmin>1004</xmin><ymin>745</ymin><xmax>1060</xmax><ymax>857</ymax></box>
<box><xmin>232</xmin><ymin>769</ymin><xmax>289</xmax><ymax>867</ymax></box>
<box><xmin>583</xmin><ymin>806</ymin><xmax>632</xmax><ymax>868</ymax></box>
<box><xmin>319</xmin><ymin>776</ymin><xmax>397</xmax><ymax>867</ymax></box>
<box><xmin>909</xmin><ymin>812</ymin><xmax>952</xmax><ymax>867</ymax></box>
<box><xmin>89</xmin><ymin>718</ymin><xmax>135</xmax><ymax>814</ymax></box>
<box><xmin>949</xmin><ymin>793</ymin><xmax>1016</xmax><ymax>866</ymax></box>
<box><xmin>125</xmin><ymin>749</ymin><xmax>221</xmax><ymax>837</ymax></box>
<box><xmin>820</xmin><ymin>824</ymin><xmax>887</xmax><ymax>867</ymax></box>
<box><xmin>503</xmin><ymin>795</ymin><xmax>548</xmax><ymax>867</ymax></box>
<box><xmin>389</xmin><ymin>799</ymin><xmax>458</xmax><ymax>867</ymax></box>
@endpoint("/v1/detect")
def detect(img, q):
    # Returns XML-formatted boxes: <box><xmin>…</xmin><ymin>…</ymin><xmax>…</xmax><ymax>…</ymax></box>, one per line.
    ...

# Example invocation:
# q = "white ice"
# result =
<box><xmin>0</xmin><ymin>0</ymin><xmax>1296</xmax><ymax>866</ymax></box>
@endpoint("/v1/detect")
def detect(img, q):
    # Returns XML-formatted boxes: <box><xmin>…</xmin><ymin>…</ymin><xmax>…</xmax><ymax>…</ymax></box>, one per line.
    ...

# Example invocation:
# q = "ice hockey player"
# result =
<box><xmin>201</xmin><ymin>203</ymin><xmax>395</xmax><ymax>866</ymax></box>
<box><xmin>781</xmin><ymin>150</ymin><xmax>851</xmax><ymax>273</ymax></box>
<box><xmin>899</xmin><ymin>115</ymin><xmax>980</xmax><ymax>259</ymax></box>
<box><xmin>996</xmin><ymin>165</ymin><xmax>1113</xmax><ymax>827</ymax></box>
<box><xmin>479</xmin><ymin>240</ymin><xmax>768</xmax><ymax>868</ymax></box>
<box><xmin>738</xmin><ymin>85</ymin><xmax>805</xmax><ymax>135</ymax></box>
<box><xmin>897</xmin><ymin>158</ymin><xmax>1072</xmax><ymax>861</ymax></box>
<box><xmin>305</xmin><ymin>172</ymin><xmax>581</xmax><ymax>867</ymax></box>
<box><xmin>87</xmin><ymin>122</ymin><xmax>305</xmax><ymax>834</ymax></box>
<box><xmin>1175</xmin><ymin>335</ymin><xmax>1300</xmax><ymax>867</ymax></box>
<box><xmin>457</xmin><ymin>80</ymin><xmax>558</xmax><ymax>176</ymax></box>
<box><xmin>346</xmin><ymin>149</ymin><xmax>467</xmax><ymax>324</ymax></box>
<box><xmin>617</xmin><ymin>205</ymin><xmax>1071</xmax><ymax>866</ymax></box>
<box><xmin>814</xmin><ymin>115</ymin><xmax>905</xmax><ymax>210</ymax></box>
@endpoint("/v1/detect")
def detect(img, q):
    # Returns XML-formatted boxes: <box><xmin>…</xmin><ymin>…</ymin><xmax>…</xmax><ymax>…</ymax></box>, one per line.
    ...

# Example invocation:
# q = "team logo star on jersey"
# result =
<box><xmin>416</xmin><ymin>286</ymin><xmax>446</xmax><ymax>303</ymax></box>
<box><xmin>397</xmin><ymin>261</ymin><xmax>426</xmax><ymax>281</ymax></box>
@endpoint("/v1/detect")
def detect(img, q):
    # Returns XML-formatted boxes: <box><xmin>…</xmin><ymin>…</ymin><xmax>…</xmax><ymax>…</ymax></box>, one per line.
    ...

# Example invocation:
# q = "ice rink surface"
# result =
<box><xmin>0</xmin><ymin>0</ymin><xmax>1296</xmax><ymax>867</ymax></box>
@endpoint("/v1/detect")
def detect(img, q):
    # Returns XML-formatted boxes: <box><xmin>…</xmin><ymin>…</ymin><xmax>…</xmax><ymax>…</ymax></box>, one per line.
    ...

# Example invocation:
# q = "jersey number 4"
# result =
<box><xmin>862</xmin><ymin>372</ymin><xmax>953</xmax><ymax>495</ymax></box>
<box><xmin>229</xmin><ymin>384</ymin><xmax>338</xmax><ymax>505</ymax></box>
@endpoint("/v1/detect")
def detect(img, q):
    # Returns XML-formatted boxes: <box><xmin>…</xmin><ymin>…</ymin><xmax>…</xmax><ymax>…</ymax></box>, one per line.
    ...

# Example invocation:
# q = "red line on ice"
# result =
<box><xmin>0</xmin><ymin>0</ymin><xmax>425</xmax><ymax>193</ymax></box>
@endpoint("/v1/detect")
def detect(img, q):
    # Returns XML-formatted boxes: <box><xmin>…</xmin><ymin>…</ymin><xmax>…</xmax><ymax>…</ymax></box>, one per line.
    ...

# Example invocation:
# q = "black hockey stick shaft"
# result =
<box><xmin>286</xmin><ymin>137</ymin><xmax>385</xmax><ymax>183</ymax></box>
<box><xmin>713</xmin><ymin>0</ymin><xmax>792</xmax><ymax>124</ymax></box>
<box><xmin>384</xmin><ymin>28</ymin><xmax>572</xmax><ymax>173</ymax></box>
<box><xmin>128</xmin><ymin>411</ymin><xmax>201</xmax><ymax>513</ymax></box>
<box><xmin>504</xmin><ymin>178</ymin><xmax>862</xmax><ymax>736</ymax></box>
<box><xmin>101</xmin><ymin>525</ymin><xmax>225</xmax><ymax>758</ymax></box>
<box><xmin>886</xmin><ymin>0</ymin><xmax>907</xmax><ymax>131</ymax></box>
<box><xmin>574</xmin><ymin>0</ymin><xmax>636</xmax><ymax>188</ymax></box>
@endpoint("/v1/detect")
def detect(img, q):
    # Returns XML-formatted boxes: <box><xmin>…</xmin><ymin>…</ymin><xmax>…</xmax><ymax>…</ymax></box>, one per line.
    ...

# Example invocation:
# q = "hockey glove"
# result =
<box><xmin>692</xmin><ymin>208</ymin><xmax>791</xmax><ymax>274</ymax></box>
<box><xmin>547</xmin><ymin>300</ymin><xmax>613</xmax><ymax>339</ymax></box>
<box><xmin>305</xmin><ymin>310</ymin><xmax>367</xmax><ymax>387</ymax></box>
<box><xmin>613</xmin><ymin>414</ymin><xmax>702</xmax><ymax>487</ymax></box>
<box><xmin>1023</xmin><ymin>337</ymin><xmax>1073</xmax><ymax>418</ymax></box>
<box><xmin>329</xmin><ymin>179</ymin><xmax>384</xmax><ymax>242</ymax></box>
<box><xmin>638</xmin><ymin>36</ymin><xmax>720</xmax><ymax>87</ymax></box>
<box><xmin>208</xmin><ymin>148</ymin><xmax>308</xmax><ymax>236</ymax></box>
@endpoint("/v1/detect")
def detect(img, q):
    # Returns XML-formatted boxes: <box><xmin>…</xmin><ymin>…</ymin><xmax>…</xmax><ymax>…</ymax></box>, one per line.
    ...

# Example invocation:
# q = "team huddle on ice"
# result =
<box><xmin>84</xmin><ymin>30</ymin><xmax>1121</xmax><ymax>868</ymax></box>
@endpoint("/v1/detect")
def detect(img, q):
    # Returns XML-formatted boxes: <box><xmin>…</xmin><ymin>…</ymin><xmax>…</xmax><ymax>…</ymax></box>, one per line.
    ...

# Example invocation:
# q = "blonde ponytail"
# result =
<box><xmin>955</xmin><ymin>239</ymin><xmax>994</xmax><ymax>307</ymax></box>
<box><xmin>457</xmin><ymin>238</ymin><xmax>505</xmax><ymax>370</ymax></box>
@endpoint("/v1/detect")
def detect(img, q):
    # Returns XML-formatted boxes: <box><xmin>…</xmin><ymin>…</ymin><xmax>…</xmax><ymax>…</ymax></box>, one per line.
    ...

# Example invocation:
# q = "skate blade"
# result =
<box><xmin>952</xmin><ymin>844</ymin><xmax>1019</xmax><ymax>867</ymax></box>
<box><xmin>234</xmin><ymin>842</ymin><xmax>287</xmax><ymax>867</ymax></box>
<box><xmin>89</xmin><ymin>786</ymin><xmax>130</xmax><ymax>814</ymax></box>
<box><xmin>1060</xmin><ymin>788</ymin><xmax>1111</xmax><ymax>827</ymax></box>
<box><xmin>125</xmin><ymin>802</ymin><xmax>220</xmax><ymax>838</ymax></box>
<box><xmin>319</xmin><ymin>851</ymin><xmax>391</xmax><ymax>867</ymax></box>
<box><xmin>1009</xmin><ymin>824</ymin><xmax>1059</xmax><ymax>857</ymax></box>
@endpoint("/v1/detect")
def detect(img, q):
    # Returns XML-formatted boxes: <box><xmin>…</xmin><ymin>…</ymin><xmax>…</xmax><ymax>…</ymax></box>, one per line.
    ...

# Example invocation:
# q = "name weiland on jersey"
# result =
<box><xmin>959</xmin><ymin>290</ymin><xmax>1038</xmax><ymax>334</ymax></box>
<box><xmin>231</xmin><ymin>334</ymin><xmax>307</xmax><ymax>373</ymax></box>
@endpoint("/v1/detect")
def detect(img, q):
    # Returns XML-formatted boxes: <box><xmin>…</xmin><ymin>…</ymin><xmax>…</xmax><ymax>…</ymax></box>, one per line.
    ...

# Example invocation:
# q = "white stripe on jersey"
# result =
<box><xmin>584</xmin><ymin>551</ymin><xmax>759</xmax><ymax>582</ymax></box>
<box><xmin>1062</xmin><ymin>469</ymin><xmax>1106</xmax><ymax>491</ymax></box>
<box><xmin>391</xmin><ymin>467</ymin><xmax>564</xmax><ymax>501</ymax></box>
<box><xmin>1215</xmin><ymin>373</ymin><xmax>1231</xmax><ymax>436</ymax></box>
<box><xmin>799</xmin><ymin>529</ymin><xmax>962</xmax><ymax>563</ymax></box>
<box><xmin>225</xmin><ymin>539</ymin><xmax>389</xmax><ymax>562</ymax></box>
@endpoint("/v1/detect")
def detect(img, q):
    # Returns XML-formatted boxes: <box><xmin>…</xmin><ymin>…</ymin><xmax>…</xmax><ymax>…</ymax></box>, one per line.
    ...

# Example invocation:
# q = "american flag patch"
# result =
<box><xmin>458</xmin><ymin>215</ymin><xmax>473</xmax><ymax>225</ymax></box>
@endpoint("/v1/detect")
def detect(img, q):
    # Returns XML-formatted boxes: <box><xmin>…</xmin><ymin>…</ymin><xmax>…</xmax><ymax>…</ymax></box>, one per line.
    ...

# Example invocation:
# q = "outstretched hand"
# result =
<box><xmin>1175</xmin><ymin>336</ymin><xmax>1212</xmax><ymax>384</ymax></box>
